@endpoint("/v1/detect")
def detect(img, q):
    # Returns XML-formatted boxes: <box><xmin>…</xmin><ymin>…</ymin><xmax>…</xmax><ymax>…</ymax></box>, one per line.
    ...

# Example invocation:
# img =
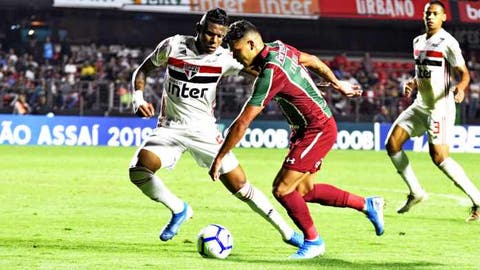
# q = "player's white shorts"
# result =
<box><xmin>129</xmin><ymin>122</ymin><xmax>239</xmax><ymax>175</ymax></box>
<box><xmin>389</xmin><ymin>101</ymin><xmax>455</xmax><ymax>145</ymax></box>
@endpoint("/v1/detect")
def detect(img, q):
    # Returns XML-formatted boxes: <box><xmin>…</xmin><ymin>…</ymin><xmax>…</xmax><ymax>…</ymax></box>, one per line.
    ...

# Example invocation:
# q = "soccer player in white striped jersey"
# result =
<box><xmin>386</xmin><ymin>0</ymin><xmax>480</xmax><ymax>221</ymax></box>
<box><xmin>128</xmin><ymin>8</ymin><xmax>303</xmax><ymax>246</ymax></box>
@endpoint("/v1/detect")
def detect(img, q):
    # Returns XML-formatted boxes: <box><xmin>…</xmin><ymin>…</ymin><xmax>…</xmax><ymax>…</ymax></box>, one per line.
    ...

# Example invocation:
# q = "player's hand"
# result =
<box><xmin>136</xmin><ymin>103</ymin><xmax>155</xmax><ymax>117</ymax></box>
<box><xmin>132</xmin><ymin>90</ymin><xmax>155</xmax><ymax>118</ymax></box>
<box><xmin>208</xmin><ymin>158</ymin><xmax>222</xmax><ymax>181</ymax></box>
<box><xmin>453</xmin><ymin>88</ymin><xmax>465</xmax><ymax>103</ymax></box>
<box><xmin>336</xmin><ymin>81</ymin><xmax>363</xmax><ymax>97</ymax></box>
<box><xmin>403</xmin><ymin>79</ymin><xmax>416</xmax><ymax>98</ymax></box>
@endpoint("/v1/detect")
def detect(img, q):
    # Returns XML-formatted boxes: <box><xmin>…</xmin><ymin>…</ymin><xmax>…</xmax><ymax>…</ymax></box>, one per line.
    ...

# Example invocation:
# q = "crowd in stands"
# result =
<box><xmin>1</xmin><ymin>36</ymin><xmax>480</xmax><ymax>123</ymax></box>
<box><xmin>0</xmin><ymin>38</ymin><xmax>154</xmax><ymax>116</ymax></box>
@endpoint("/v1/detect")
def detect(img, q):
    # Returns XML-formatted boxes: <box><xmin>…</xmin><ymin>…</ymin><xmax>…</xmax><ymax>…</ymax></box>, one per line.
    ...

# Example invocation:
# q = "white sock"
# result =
<box><xmin>438</xmin><ymin>157</ymin><xmax>480</xmax><ymax>206</ymax></box>
<box><xmin>130</xmin><ymin>167</ymin><xmax>185</xmax><ymax>213</ymax></box>
<box><xmin>235</xmin><ymin>182</ymin><xmax>294</xmax><ymax>240</ymax></box>
<box><xmin>390</xmin><ymin>151</ymin><xmax>425</xmax><ymax>195</ymax></box>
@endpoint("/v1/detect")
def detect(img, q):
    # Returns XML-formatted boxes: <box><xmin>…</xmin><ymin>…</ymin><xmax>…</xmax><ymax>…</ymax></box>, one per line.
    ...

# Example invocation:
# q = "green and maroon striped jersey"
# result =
<box><xmin>247</xmin><ymin>40</ymin><xmax>332</xmax><ymax>129</ymax></box>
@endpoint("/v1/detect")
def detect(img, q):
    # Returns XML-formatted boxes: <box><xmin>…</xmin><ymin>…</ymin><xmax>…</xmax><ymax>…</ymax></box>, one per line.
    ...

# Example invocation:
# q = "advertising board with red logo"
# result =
<box><xmin>318</xmin><ymin>0</ymin><xmax>451</xmax><ymax>21</ymax></box>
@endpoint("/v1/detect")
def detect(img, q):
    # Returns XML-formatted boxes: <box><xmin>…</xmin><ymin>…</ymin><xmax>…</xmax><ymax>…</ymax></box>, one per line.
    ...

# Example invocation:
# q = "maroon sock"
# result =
<box><xmin>303</xmin><ymin>183</ymin><xmax>365</xmax><ymax>212</ymax></box>
<box><xmin>276</xmin><ymin>191</ymin><xmax>318</xmax><ymax>240</ymax></box>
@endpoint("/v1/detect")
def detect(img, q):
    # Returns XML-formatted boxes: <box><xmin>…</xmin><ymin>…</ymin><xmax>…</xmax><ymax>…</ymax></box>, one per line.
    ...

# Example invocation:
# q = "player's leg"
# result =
<box><xmin>300</xmin><ymin>182</ymin><xmax>384</xmax><ymax>236</ymax></box>
<box><xmin>429</xmin><ymin>143</ymin><xmax>480</xmax><ymax>221</ymax></box>
<box><xmin>428</xmin><ymin>106</ymin><xmax>480</xmax><ymax>221</ymax></box>
<box><xmin>273</xmin><ymin>169</ymin><xmax>325</xmax><ymax>259</ymax></box>
<box><xmin>129</xmin><ymin>130</ymin><xmax>192</xmax><ymax>241</ymax></box>
<box><xmin>386</xmin><ymin>113</ymin><xmax>427</xmax><ymax>213</ymax></box>
<box><xmin>219</xmin><ymin>165</ymin><xmax>303</xmax><ymax>247</ymax></box>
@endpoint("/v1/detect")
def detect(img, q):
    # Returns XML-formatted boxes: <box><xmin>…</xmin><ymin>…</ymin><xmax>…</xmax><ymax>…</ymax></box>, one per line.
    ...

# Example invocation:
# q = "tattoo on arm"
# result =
<box><xmin>135</xmin><ymin>71</ymin><xmax>146</xmax><ymax>90</ymax></box>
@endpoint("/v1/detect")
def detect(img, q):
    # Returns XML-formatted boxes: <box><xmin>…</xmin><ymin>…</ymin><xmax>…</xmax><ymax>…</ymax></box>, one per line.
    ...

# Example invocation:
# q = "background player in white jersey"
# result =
<box><xmin>128</xmin><ymin>8</ymin><xmax>303</xmax><ymax>246</ymax></box>
<box><xmin>386</xmin><ymin>0</ymin><xmax>480</xmax><ymax>221</ymax></box>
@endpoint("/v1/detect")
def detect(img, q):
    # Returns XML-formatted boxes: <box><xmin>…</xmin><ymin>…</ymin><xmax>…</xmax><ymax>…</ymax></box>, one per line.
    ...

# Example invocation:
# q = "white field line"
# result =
<box><xmin>345</xmin><ymin>186</ymin><xmax>472</xmax><ymax>206</ymax></box>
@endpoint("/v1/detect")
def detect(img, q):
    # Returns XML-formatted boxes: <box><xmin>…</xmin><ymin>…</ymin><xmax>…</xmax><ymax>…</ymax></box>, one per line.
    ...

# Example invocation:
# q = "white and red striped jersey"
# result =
<box><xmin>149</xmin><ymin>34</ymin><xmax>244</xmax><ymax>126</ymax></box>
<box><xmin>412</xmin><ymin>28</ymin><xmax>465</xmax><ymax>111</ymax></box>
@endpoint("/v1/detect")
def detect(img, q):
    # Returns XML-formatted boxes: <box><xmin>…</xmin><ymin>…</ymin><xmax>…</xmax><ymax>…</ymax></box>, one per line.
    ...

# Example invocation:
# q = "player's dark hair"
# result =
<box><xmin>225</xmin><ymin>20</ymin><xmax>258</xmax><ymax>42</ymax></box>
<box><xmin>428</xmin><ymin>0</ymin><xmax>445</xmax><ymax>12</ymax></box>
<box><xmin>199</xmin><ymin>8</ymin><xmax>229</xmax><ymax>27</ymax></box>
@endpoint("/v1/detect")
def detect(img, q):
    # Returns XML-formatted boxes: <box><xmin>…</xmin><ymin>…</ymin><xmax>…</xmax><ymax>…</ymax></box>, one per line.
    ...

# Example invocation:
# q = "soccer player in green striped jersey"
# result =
<box><xmin>209</xmin><ymin>20</ymin><xmax>385</xmax><ymax>259</ymax></box>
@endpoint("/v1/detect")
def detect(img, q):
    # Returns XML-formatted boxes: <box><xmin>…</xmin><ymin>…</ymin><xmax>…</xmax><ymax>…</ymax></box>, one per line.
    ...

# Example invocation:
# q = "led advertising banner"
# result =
<box><xmin>53</xmin><ymin>0</ymin><xmax>320</xmax><ymax>19</ymax></box>
<box><xmin>317</xmin><ymin>0</ymin><xmax>451</xmax><ymax>21</ymax></box>
<box><xmin>457</xmin><ymin>1</ymin><xmax>480</xmax><ymax>23</ymax></box>
<box><xmin>1</xmin><ymin>115</ymin><xmax>479</xmax><ymax>152</ymax></box>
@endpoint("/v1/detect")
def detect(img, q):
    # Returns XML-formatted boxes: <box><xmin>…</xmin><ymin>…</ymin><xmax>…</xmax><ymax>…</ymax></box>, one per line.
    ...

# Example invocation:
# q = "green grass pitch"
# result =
<box><xmin>1</xmin><ymin>145</ymin><xmax>479</xmax><ymax>269</ymax></box>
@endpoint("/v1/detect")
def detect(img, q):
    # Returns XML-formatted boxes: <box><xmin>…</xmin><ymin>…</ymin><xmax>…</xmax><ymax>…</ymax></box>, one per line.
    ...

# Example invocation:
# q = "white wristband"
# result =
<box><xmin>132</xmin><ymin>90</ymin><xmax>147</xmax><ymax>112</ymax></box>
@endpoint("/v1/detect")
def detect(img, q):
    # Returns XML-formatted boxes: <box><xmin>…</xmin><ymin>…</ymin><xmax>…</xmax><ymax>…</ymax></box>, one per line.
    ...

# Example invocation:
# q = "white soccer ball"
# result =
<box><xmin>197</xmin><ymin>224</ymin><xmax>233</xmax><ymax>259</ymax></box>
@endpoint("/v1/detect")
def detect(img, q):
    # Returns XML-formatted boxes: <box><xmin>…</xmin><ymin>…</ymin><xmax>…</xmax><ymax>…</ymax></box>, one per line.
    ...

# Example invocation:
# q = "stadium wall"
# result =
<box><xmin>1</xmin><ymin>114</ymin><xmax>479</xmax><ymax>153</ymax></box>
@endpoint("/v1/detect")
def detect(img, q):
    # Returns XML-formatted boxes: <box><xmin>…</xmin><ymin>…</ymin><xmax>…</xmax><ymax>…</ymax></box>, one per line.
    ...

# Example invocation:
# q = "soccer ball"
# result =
<box><xmin>197</xmin><ymin>224</ymin><xmax>233</xmax><ymax>259</ymax></box>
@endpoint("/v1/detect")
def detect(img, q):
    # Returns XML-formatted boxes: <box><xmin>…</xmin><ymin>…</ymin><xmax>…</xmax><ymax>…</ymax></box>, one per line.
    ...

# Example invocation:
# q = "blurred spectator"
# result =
<box><xmin>12</xmin><ymin>92</ymin><xmax>31</xmax><ymax>115</ymax></box>
<box><xmin>60</xmin><ymin>37</ymin><xmax>72</xmax><ymax>59</ymax></box>
<box><xmin>79</xmin><ymin>61</ymin><xmax>96</xmax><ymax>81</ymax></box>
<box><xmin>32</xmin><ymin>94</ymin><xmax>51</xmax><ymax>115</ymax></box>
<box><xmin>64</xmin><ymin>58</ymin><xmax>77</xmax><ymax>85</ymax></box>
<box><xmin>43</xmin><ymin>36</ymin><xmax>54</xmax><ymax>64</ymax></box>
<box><xmin>330</xmin><ymin>52</ymin><xmax>348</xmax><ymax>70</ymax></box>
<box><xmin>361</xmin><ymin>52</ymin><xmax>374</xmax><ymax>75</ymax></box>
<box><xmin>468</xmin><ymin>71</ymin><xmax>480</xmax><ymax>120</ymax></box>
<box><xmin>467</xmin><ymin>52</ymin><xmax>480</xmax><ymax>71</ymax></box>
<box><xmin>372</xmin><ymin>105</ymin><xmax>392</xmax><ymax>123</ymax></box>
<box><xmin>117</xmin><ymin>84</ymin><xmax>131</xmax><ymax>111</ymax></box>
<box><xmin>360</xmin><ymin>86</ymin><xmax>378</xmax><ymax>115</ymax></box>
<box><xmin>58</xmin><ymin>80</ymin><xmax>79</xmax><ymax>109</ymax></box>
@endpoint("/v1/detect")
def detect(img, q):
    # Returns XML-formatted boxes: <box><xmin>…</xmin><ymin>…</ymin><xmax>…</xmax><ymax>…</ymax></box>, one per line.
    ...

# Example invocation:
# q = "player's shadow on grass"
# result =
<box><xmin>232</xmin><ymin>256</ymin><xmax>443</xmax><ymax>269</ymax></box>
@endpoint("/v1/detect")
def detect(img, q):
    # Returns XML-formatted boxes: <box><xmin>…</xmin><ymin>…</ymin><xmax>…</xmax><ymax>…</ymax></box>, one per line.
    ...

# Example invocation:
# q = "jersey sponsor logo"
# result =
<box><xmin>416</xmin><ymin>66</ymin><xmax>432</xmax><ymax>78</ymax></box>
<box><xmin>166</xmin><ymin>80</ymin><xmax>208</xmax><ymax>98</ymax></box>
<box><xmin>276</xmin><ymin>42</ymin><xmax>287</xmax><ymax>64</ymax></box>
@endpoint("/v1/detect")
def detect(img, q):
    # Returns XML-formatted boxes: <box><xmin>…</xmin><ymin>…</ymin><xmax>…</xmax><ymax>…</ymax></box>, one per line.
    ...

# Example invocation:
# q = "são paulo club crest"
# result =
<box><xmin>418</xmin><ymin>50</ymin><xmax>426</xmax><ymax>63</ymax></box>
<box><xmin>183</xmin><ymin>63</ymin><xmax>200</xmax><ymax>80</ymax></box>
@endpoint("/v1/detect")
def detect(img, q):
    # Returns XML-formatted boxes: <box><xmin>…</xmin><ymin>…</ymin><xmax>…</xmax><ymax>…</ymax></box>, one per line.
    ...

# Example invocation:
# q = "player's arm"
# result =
<box><xmin>209</xmin><ymin>104</ymin><xmax>263</xmax><ymax>181</ymax></box>
<box><xmin>453</xmin><ymin>64</ymin><xmax>470</xmax><ymax>103</ymax></box>
<box><xmin>132</xmin><ymin>37</ymin><xmax>172</xmax><ymax>117</ymax></box>
<box><xmin>403</xmin><ymin>77</ymin><xmax>417</xmax><ymax>98</ymax></box>
<box><xmin>131</xmin><ymin>59</ymin><xmax>156</xmax><ymax>117</ymax></box>
<box><xmin>299</xmin><ymin>52</ymin><xmax>362</xmax><ymax>97</ymax></box>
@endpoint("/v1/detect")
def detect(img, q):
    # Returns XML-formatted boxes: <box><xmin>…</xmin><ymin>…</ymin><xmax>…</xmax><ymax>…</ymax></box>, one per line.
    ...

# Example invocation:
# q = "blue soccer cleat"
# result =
<box><xmin>289</xmin><ymin>236</ymin><xmax>325</xmax><ymax>259</ymax></box>
<box><xmin>159</xmin><ymin>202</ymin><xmax>193</xmax><ymax>241</ymax></box>
<box><xmin>365</xmin><ymin>196</ymin><xmax>385</xmax><ymax>236</ymax></box>
<box><xmin>283</xmin><ymin>231</ymin><xmax>304</xmax><ymax>247</ymax></box>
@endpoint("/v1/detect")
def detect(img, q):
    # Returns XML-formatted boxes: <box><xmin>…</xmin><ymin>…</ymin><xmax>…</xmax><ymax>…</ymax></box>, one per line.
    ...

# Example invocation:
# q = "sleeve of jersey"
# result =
<box><xmin>222</xmin><ymin>51</ymin><xmax>245</xmax><ymax>76</ymax></box>
<box><xmin>150</xmin><ymin>37</ymin><xmax>173</xmax><ymax>67</ymax></box>
<box><xmin>285</xmin><ymin>43</ymin><xmax>301</xmax><ymax>60</ymax></box>
<box><xmin>445</xmin><ymin>39</ymin><xmax>465</xmax><ymax>68</ymax></box>
<box><xmin>247</xmin><ymin>67</ymin><xmax>279</xmax><ymax>107</ymax></box>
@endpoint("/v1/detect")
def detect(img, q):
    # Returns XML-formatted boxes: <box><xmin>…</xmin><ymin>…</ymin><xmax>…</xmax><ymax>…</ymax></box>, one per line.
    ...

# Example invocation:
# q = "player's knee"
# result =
<box><xmin>385</xmin><ymin>138</ymin><xmax>399</xmax><ymax>155</ymax></box>
<box><xmin>136</xmin><ymin>149</ymin><xmax>161</xmax><ymax>172</ymax></box>
<box><xmin>129</xmin><ymin>166</ymin><xmax>154</xmax><ymax>187</ymax></box>
<box><xmin>234</xmin><ymin>182</ymin><xmax>253</xmax><ymax>201</ymax></box>
<box><xmin>272</xmin><ymin>184</ymin><xmax>288</xmax><ymax>199</ymax></box>
<box><xmin>430</xmin><ymin>154</ymin><xmax>446</xmax><ymax>166</ymax></box>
